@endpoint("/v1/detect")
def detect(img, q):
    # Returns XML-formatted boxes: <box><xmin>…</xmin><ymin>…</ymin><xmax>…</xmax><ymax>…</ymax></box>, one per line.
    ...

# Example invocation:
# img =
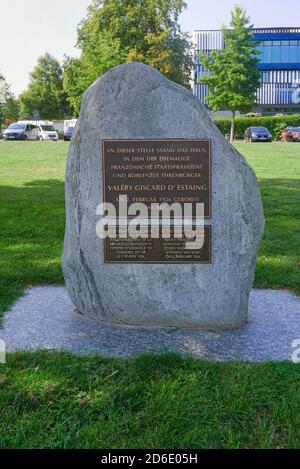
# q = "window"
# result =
<box><xmin>41</xmin><ymin>125</ymin><xmax>55</xmax><ymax>132</ymax></box>
<box><xmin>257</xmin><ymin>40</ymin><xmax>300</xmax><ymax>64</ymax></box>
<box><xmin>264</xmin><ymin>45</ymin><xmax>272</xmax><ymax>62</ymax></box>
<box><xmin>272</xmin><ymin>44</ymin><xmax>281</xmax><ymax>62</ymax></box>
<box><xmin>281</xmin><ymin>42</ymin><xmax>290</xmax><ymax>62</ymax></box>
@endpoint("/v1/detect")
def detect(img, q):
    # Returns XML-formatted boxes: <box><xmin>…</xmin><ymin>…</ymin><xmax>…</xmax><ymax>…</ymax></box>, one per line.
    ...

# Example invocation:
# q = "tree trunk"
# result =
<box><xmin>230</xmin><ymin>111</ymin><xmax>236</xmax><ymax>143</ymax></box>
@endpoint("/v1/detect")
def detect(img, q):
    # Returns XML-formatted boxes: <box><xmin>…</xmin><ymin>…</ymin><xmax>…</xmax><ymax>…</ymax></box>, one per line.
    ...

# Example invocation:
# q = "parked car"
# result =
<box><xmin>282</xmin><ymin>127</ymin><xmax>300</xmax><ymax>142</ymax></box>
<box><xmin>18</xmin><ymin>120</ymin><xmax>59</xmax><ymax>141</ymax></box>
<box><xmin>38</xmin><ymin>121</ymin><xmax>58</xmax><ymax>141</ymax></box>
<box><xmin>64</xmin><ymin>126</ymin><xmax>75</xmax><ymax>141</ymax></box>
<box><xmin>3</xmin><ymin>123</ymin><xmax>39</xmax><ymax>141</ymax></box>
<box><xmin>245</xmin><ymin>112</ymin><xmax>263</xmax><ymax>118</ymax></box>
<box><xmin>244</xmin><ymin>127</ymin><xmax>272</xmax><ymax>143</ymax></box>
<box><xmin>64</xmin><ymin>119</ymin><xmax>77</xmax><ymax>141</ymax></box>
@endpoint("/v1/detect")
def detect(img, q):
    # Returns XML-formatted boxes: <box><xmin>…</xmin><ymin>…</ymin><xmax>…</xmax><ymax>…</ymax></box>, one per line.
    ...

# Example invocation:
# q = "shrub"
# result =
<box><xmin>213</xmin><ymin>114</ymin><xmax>300</xmax><ymax>140</ymax></box>
<box><xmin>273</xmin><ymin>122</ymin><xmax>288</xmax><ymax>141</ymax></box>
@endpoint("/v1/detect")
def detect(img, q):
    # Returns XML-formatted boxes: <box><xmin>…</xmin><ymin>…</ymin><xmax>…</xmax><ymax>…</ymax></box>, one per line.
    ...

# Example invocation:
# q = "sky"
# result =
<box><xmin>0</xmin><ymin>0</ymin><xmax>299</xmax><ymax>96</ymax></box>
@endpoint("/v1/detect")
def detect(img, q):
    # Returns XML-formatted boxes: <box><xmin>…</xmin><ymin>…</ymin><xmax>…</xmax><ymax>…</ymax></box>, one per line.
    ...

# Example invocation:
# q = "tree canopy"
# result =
<box><xmin>20</xmin><ymin>53</ymin><xmax>71</xmax><ymax>120</ymax></box>
<box><xmin>199</xmin><ymin>6</ymin><xmax>261</xmax><ymax>141</ymax></box>
<box><xmin>64</xmin><ymin>0</ymin><xmax>192</xmax><ymax>115</ymax></box>
<box><xmin>0</xmin><ymin>72</ymin><xmax>20</xmax><ymax>126</ymax></box>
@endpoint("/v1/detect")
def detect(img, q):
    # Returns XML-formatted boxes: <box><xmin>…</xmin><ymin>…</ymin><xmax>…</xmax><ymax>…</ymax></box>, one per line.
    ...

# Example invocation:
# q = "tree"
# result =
<box><xmin>64</xmin><ymin>0</ymin><xmax>192</xmax><ymax>115</ymax></box>
<box><xmin>0</xmin><ymin>72</ymin><xmax>20</xmax><ymax>126</ymax></box>
<box><xmin>199</xmin><ymin>6</ymin><xmax>261</xmax><ymax>142</ymax></box>
<box><xmin>20</xmin><ymin>53</ymin><xmax>71</xmax><ymax>119</ymax></box>
<box><xmin>64</xmin><ymin>33</ymin><xmax>123</xmax><ymax>115</ymax></box>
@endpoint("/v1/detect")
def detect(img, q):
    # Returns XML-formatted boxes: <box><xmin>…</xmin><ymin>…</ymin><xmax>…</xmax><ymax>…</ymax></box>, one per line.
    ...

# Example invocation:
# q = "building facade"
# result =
<box><xmin>193</xmin><ymin>27</ymin><xmax>300</xmax><ymax>114</ymax></box>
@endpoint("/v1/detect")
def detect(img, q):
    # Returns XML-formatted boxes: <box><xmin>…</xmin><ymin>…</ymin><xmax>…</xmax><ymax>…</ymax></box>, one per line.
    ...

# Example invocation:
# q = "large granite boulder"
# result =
<box><xmin>62</xmin><ymin>62</ymin><xmax>264</xmax><ymax>328</ymax></box>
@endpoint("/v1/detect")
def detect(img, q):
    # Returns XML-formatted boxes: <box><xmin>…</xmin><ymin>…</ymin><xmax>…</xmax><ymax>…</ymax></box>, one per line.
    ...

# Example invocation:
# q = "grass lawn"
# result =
<box><xmin>0</xmin><ymin>352</ymin><xmax>300</xmax><ymax>449</ymax></box>
<box><xmin>235</xmin><ymin>142</ymin><xmax>300</xmax><ymax>294</ymax></box>
<box><xmin>0</xmin><ymin>141</ymin><xmax>66</xmax><ymax>315</ymax></box>
<box><xmin>0</xmin><ymin>140</ymin><xmax>299</xmax><ymax>449</ymax></box>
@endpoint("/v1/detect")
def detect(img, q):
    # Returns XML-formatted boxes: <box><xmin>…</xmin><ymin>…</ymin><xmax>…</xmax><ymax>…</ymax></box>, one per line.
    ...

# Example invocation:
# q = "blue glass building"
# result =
<box><xmin>193</xmin><ymin>27</ymin><xmax>300</xmax><ymax>114</ymax></box>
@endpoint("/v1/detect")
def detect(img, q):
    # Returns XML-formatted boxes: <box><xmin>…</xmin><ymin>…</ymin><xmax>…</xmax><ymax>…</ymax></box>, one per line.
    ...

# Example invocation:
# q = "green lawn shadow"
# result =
<box><xmin>0</xmin><ymin>179</ymin><xmax>65</xmax><ymax>317</ymax></box>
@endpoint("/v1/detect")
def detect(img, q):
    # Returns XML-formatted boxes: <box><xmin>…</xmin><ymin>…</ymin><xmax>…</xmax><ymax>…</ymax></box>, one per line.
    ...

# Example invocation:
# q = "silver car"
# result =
<box><xmin>3</xmin><ymin>123</ymin><xmax>40</xmax><ymax>141</ymax></box>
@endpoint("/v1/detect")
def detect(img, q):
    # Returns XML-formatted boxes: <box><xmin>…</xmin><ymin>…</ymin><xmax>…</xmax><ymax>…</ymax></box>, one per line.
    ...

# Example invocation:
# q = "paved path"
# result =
<box><xmin>1</xmin><ymin>287</ymin><xmax>300</xmax><ymax>361</ymax></box>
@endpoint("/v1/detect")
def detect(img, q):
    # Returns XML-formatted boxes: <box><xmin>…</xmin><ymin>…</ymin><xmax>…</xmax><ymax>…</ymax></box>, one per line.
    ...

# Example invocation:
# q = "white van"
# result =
<box><xmin>37</xmin><ymin>121</ymin><xmax>58</xmax><ymax>141</ymax></box>
<box><xmin>18</xmin><ymin>121</ymin><xmax>58</xmax><ymax>141</ymax></box>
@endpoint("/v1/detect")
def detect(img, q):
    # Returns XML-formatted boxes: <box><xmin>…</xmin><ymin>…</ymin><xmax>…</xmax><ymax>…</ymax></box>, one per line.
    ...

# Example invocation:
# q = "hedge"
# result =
<box><xmin>213</xmin><ymin>114</ymin><xmax>300</xmax><ymax>140</ymax></box>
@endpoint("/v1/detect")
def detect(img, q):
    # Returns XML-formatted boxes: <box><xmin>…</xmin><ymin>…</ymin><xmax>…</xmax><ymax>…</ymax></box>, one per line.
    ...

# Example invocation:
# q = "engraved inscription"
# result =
<box><xmin>103</xmin><ymin>139</ymin><xmax>211</xmax><ymax>218</ymax></box>
<box><xmin>102</xmin><ymin>139</ymin><xmax>212</xmax><ymax>264</ymax></box>
<box><xmin>104</xmin><ymin>226</ymin><xmax>211</xmax><ymax>264</ymax></box>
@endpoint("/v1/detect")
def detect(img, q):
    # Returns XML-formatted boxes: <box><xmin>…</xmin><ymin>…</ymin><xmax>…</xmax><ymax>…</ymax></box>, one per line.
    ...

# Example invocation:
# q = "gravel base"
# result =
<box><xmin>1</xmin><ymin>286</ymin><xmax>300</xmax><ymax>361</ymax></box>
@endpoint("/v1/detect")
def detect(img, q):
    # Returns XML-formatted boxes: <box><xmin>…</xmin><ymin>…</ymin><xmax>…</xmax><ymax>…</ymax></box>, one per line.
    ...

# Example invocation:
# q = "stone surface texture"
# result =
<box><xmin>1</xmin><ymin>287</ymin><xmax>300</xmax><ymax>362</ymax></box>
<box><xmin>62</xmin><ymin>62</ymin><xmax>265</xmax><ymax>327</ymax></box>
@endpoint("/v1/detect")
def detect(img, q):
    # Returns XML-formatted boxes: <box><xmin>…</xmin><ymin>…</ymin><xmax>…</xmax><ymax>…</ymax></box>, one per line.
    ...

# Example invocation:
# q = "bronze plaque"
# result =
<box><xmin>102</xmin><ymin>139</ymin><xmax>211</xmax><ymax>218</ymax></box>
<box><xmin>104</xmin><ymin>226</ymin><xmax>211</xmax><ymax>264</ymax></box>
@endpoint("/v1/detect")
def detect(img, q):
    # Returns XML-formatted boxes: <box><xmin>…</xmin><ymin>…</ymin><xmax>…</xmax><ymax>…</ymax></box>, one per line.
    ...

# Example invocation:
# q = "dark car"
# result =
<box><xmin>244</xmin><ymin>127</ymin><xmax>272</xmax><ymax>143</ymax></box>
<box><xmin>282</xmin><ymin>127</ymin><xmax>300</xmax><ymax>142</ymax></box>
<box><xmin>3</xmin><ymin>123</ymin><xmax>39</xmax><ymax>141</ymax></box>
<box><xmin>64</xmin><ymin>126</ymin><xmax>75</xmax><ymax>141</ymax></box>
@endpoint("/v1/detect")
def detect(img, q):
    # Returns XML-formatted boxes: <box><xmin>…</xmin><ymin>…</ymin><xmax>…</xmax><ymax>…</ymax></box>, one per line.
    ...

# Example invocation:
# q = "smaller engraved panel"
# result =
<box><xmin>104</xmin><ymin>226</ymin><xmax>211</xmax><ymax>264</ymax></box>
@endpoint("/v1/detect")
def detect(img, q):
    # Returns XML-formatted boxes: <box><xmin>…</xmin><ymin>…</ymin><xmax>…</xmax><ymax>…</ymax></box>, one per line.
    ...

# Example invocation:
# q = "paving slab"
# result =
<box><xmin>1</xmin><ymin>287</ymin><xmax>300</xmax><ymax>362</ymax></box>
